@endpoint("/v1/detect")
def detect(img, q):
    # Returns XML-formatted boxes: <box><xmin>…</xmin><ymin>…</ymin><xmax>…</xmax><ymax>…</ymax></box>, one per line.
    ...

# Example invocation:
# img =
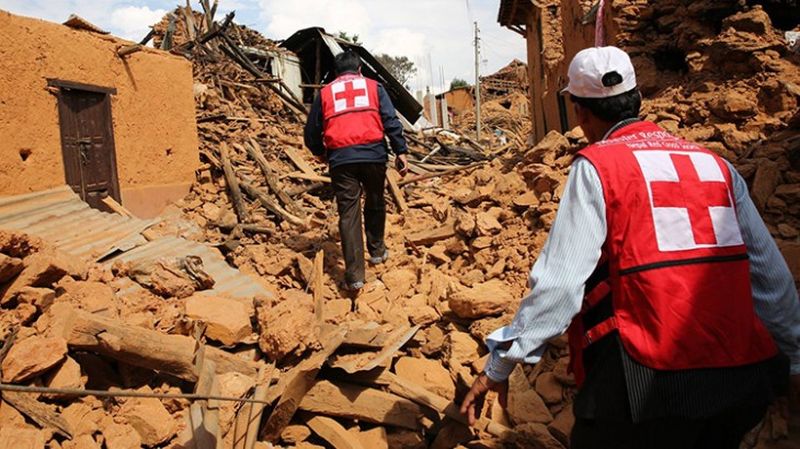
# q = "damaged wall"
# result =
<box><xmin>0</xmin><ymin>11</ymin><xmax>199</xmax><ymax>218</ymax></box>
<box><xmin>521</xmin><ymin>1</ymin><xmax>606</xmax><ymax>142</ymax></box>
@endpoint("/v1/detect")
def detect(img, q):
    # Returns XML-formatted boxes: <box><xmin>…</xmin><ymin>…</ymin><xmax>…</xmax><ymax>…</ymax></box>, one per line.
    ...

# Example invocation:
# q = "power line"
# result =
<box><xmin>474</xmin><ymin>21</ymin><xmax>481</xmax><ymax>140</ymax></box>
<box><xmin>0</xmin><ymin>383</ymin><xmax>274</xmax><ymax>405</ymax></box>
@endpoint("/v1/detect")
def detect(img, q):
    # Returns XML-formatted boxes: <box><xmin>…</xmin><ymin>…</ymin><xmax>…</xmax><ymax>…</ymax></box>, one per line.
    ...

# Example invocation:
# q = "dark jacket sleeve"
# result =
<box><xmin>377</xmin><ymin>84</ymin><xmax>408</xmax><ymax>155</ymax></box>
<box><xmin>304</xmin><ymin>94</ymin><xmax>325</xmax><ymax>157</ymax></box>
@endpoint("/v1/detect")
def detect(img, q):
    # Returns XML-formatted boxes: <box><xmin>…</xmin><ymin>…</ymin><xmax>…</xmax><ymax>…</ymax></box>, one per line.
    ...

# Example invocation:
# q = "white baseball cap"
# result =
<box><xmin>562</xmin><ymin>46</ymin><xmax>637</xmax><ymax>98</ymax></box>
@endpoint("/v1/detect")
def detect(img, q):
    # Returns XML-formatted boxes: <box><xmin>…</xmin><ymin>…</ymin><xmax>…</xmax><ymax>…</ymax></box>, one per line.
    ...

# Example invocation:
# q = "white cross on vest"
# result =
<box><xmin>634</xmin><ymin>150</ymin><xmax>744</xmax><ymax>252</ymax></box>
<box><xmin>331</xmin><ymin>78</ymin><xmax>369</xmax><ymax>113</ymax></box>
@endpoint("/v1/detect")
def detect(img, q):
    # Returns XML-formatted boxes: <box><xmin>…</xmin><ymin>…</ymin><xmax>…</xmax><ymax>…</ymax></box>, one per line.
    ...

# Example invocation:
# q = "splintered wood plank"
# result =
<box><xmin>386</xmin><ymin>169</ymin><xmax>408</xmax><ymax>213</ymax></box>
<box><xmin>304</xmin><ymin>415</ymin><xmax>365</xmax><ymax>449</ymax></box>
<box><xmin>3</xmin><ymin>392</ymin><xmax>73</xmax><ymax>438</ymax></box>
<box><xmin>298</xmin><ymin>381</ymin><xmax>424</xmax><ymax>430</ymax></box>
<box><xmin>283</xmin><ymin>147</ymin><xmax>317</xmax><ymax>177</ymax></box>
<box><xmin>220</xmin><ymin>142</ymin><xmax>250</xmax><ymax>224</ymax></box>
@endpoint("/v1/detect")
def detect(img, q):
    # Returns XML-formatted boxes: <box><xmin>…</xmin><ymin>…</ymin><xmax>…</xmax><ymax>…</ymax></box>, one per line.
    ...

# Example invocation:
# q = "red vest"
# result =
<box><xmin>567</xmin><ymin>121</ymin><xmax>776</xmax><ymax>386</ymax></box>
<box><xmin>320</xmin><ymin>73</ymin><xmax>384</xmax><ymax>150</ymax></box>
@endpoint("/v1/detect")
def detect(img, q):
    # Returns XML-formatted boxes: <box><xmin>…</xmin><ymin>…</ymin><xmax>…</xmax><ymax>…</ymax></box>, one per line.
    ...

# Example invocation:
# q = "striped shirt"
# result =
<box><xmin>484</xmin><ymin>130</ymin><xmax>800</xmax><ymax>383</ymax></box>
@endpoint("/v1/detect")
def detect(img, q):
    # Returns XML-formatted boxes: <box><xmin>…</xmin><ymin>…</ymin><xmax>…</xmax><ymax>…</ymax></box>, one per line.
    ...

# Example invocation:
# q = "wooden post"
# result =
<box><xmin>219</xmin><ymin>143</ymin><xmax>250</xmax><ymax>224</ymax></box>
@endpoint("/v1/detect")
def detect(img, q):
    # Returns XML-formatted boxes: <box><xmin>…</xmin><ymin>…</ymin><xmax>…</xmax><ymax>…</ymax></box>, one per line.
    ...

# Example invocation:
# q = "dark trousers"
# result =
<box><xmin>330</xmin><ymin>163</ymin><xmax>387</xmax><ymax>284</ymax></box>
<box><xmin>571</xmin><ymin>402</ymin><xmax>767</xmax><ymax>449</ymax></box>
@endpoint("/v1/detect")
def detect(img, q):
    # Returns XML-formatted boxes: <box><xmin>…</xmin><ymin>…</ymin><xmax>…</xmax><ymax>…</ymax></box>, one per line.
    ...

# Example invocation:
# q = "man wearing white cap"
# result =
<box><xmin>460</xmin><ymin>46</ymin><xmax>799</xmax><ymax>448</ymax></box>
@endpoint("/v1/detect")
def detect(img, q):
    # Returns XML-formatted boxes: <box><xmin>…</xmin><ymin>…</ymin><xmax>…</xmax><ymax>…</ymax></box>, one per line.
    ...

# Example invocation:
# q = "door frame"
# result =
<box><xmin>49</xmin><ymin>78</ymin><xmax>122</xmax><ymax>205</ymax></box>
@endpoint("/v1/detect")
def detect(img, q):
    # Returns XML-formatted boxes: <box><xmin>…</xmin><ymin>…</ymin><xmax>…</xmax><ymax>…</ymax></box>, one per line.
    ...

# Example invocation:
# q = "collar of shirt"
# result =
<box><xmin>601</xmin><ymin>117</ymin><xmax>642</xmax><ymax>141</ymax></box>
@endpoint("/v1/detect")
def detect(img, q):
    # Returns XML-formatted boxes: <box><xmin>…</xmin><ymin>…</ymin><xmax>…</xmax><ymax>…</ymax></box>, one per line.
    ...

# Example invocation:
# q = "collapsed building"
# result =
<box><xmin>0</xmin><ymin>2</ymin><xmax>798</xmax><ymax>449</ymax></box>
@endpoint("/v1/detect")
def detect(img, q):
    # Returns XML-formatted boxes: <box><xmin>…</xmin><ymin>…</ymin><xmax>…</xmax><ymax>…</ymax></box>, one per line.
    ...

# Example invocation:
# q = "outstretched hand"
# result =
<box><xmin>395</xmin><ymin>154</ymin><xmax>409</xmax><ymax>177</ymax></box>
<box><xmin>459</xmin><ymin>373</ymin><xmax>508</xmax><ymax>426</ymax></box>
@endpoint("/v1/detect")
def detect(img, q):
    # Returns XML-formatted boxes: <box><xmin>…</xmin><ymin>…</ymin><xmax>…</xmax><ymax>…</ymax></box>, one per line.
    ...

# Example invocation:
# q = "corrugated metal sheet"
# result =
<box><xmin>0</xmin><ymin>187</ymin><xmax>271</xmax><ymax>299</ymax></box>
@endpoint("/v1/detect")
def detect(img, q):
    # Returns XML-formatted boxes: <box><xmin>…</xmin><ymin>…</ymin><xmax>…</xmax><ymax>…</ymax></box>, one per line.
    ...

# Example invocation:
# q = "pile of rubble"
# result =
<box><xmin>0</xmin><ymin>5</ymin><xmax>577</xmax><ymax>449</ymax></box>
<box><xmin>613</xmin><ymin>2</ymin><xmax>800</xmax><ymax>278</ymax></box>
<box><xmin>1</xmin><ymin>2</ymin><xmax>798</xmax><ymax>449</ymax></box>
<box><xmin>452</xmin><ymin>60</ymin><xmax>533</xmax><ymax>151</ymax></box>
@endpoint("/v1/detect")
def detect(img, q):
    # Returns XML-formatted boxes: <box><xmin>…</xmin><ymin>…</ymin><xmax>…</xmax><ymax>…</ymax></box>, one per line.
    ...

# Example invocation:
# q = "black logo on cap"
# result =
<box><xmin>602</xmin><ymin>71</ymin><xmax>623</xmax><ymax>87</ymax></box>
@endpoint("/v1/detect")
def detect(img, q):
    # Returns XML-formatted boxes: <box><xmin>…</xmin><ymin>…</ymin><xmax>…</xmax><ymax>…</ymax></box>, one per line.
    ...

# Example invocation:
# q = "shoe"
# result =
<box><xmin>369</xmin><ymin>249</ymin><xmax>389</xmax><ymax>265</ymax></box>
<box><xmin>344</xmin><ymin>281</ymin><xmax>364</xmax><ymax>292</ymax></box>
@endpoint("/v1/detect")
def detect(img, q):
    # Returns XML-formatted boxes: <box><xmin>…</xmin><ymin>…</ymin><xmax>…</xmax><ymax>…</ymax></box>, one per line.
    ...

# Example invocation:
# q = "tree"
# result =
<box><xmin>450</xmin><ymin>78</ymin><xmax>469</xmax><ymax>90</ymax></box>
<box><xmin>374</xmin><ymin>53</ymin><xmax>417</xmax><ymax>86</ymax></box>
<box><xmin>337</xmin><ymin>31</ymin><xmax>360</xmax><ymax>44</ymax></box>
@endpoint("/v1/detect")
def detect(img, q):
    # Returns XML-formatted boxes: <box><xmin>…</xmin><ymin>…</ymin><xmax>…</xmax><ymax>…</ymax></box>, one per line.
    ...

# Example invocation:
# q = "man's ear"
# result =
<box><xmin>574</xmin><ymin>102</ymin><xmax>589</xmax><ymax>122</ymax></box>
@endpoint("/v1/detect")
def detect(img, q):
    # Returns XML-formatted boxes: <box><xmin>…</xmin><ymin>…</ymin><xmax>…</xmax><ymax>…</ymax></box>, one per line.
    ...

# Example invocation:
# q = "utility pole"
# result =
<box><xmin>473</xmin><ymin>21</ymin><xmax>481</xmax><ymax>141</ymax></box>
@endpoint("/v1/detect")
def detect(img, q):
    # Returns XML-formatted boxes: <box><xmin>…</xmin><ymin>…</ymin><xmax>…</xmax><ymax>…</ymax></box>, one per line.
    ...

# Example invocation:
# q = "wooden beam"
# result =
<box><xmin>3</xmin><ymin>392</ymin><xmax>73</xmax><ymax>438</ymax></box>
<box><xmin>398</xmin><ymin>162</ymin><xmax>486</xmax><ymax>187</ymax></box>
<box><xmin>312</xmin><ymin>250</ymin><xmax>325</xmax><ymax>322</ymax></box>
<box><xmin>283</xmin><ymin>147</ymin><xmax>318</xmax><ymax>177</ymax></box>
<box><xmin>46</xmin><ymin>78</ymin><xmax>117</xmax><ymax>95</ymax></box>
<box><xmin>284</xmin><ymin>172</ymin><xmax>331</xmax><ymax>183</ymax></box>
<box><xmin>60</xmin><ymin>307</ymin><xmax>258</xmax><ymax>382</ymax></box>
<box><xmin>213</xmin><ymin>222</ymin><xmax>273</xmax><ymax>235</ymax></box>
<box><xmin>190</xmin><ymin>359</ymin><xmax>221</xmax><ymax>449</ymax></box>
<box><xmin>101</xmin><ymin>196</ymin><xmax>134</xmax><ymax>217</ymax></box>
<box><xmin>233</xmin><ymin>364</ymin><xmax>275</xmax><ymax>449</ymax></box>
<box><xmin>386</xmin><ymin>169</ymin><xmax>408</xmax><ymax>213</ymax></box>
<box><xmin>117</xmin><ymin>44</ymin><xmax>143</xmax><ymax>57</ymax></box>
<box><xmin>220</xmin><ymin>142</ymin><xmax>250</xmax><ymax>224</ymax></box>
<box><xmin>298</xmin><ymin>381</ymin><xmax>425</xmax><ymax>430</ymax></box>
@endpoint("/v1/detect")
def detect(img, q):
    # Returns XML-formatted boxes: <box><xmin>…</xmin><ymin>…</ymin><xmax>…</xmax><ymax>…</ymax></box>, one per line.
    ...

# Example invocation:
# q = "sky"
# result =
<box><xmin>0</xmin><ymin>0</ymin><xmax>526</xmax><ymax>94</ymax></box>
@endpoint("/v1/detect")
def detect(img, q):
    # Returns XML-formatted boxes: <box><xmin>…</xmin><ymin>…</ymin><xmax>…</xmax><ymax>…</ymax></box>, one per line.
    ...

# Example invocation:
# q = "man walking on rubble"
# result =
<box><xmin>304</xmin><ymin>50</ymin><xmax>409</xmax><ymax>292</ymax></box>
<box><xmin>460</xmin><ymin>46</ymin><xmax>800</xmax><ymax>448</ymax></box>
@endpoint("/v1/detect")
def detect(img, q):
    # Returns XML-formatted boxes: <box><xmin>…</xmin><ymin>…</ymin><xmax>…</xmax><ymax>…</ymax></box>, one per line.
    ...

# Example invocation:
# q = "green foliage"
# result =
<box><xmin>337</xmin><ymin>31</ymin><xmax>360</xmax><ymax>44</ymax></box>
<box><xmin>450</xmin><ymin>78</ymin><xmax>469</xmax><ymax>90</ymax></box>
<box><xmin>374</xmin><ymin>53</ymin><xmax>418</xmax><ymax>86</ymax></box>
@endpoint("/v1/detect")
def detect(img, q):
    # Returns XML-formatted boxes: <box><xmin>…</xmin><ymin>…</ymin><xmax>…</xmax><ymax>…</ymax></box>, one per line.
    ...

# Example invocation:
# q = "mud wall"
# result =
<box><xmin>0</xmin><ymin>11</ymin><xmax>199</xmax><ymax>217</ymax></box>
<box><xmin>524</xmin><ymin>2</ymin><xmax>617</xmax><ymax>142</ymax></box>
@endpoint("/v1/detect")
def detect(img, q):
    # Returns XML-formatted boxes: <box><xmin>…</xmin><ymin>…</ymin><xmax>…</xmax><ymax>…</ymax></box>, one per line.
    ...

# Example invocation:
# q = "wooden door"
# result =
<box><xmin>56</xmin><ymin>86</ymin><xmax>121</xmax><ymax>210</ymax></box>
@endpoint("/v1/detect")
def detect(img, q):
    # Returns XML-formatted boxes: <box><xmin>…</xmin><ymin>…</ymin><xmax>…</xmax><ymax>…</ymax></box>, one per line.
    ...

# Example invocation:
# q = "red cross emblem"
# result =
<box><xmin>650</xmin><ymin>154</ymin><xmax>731</xmax><ymax>245</ymax></box>
<box><xmin>334</xmin><ymin>81</ymin><xmax>367</xmax><ymax>109</ymax></box>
